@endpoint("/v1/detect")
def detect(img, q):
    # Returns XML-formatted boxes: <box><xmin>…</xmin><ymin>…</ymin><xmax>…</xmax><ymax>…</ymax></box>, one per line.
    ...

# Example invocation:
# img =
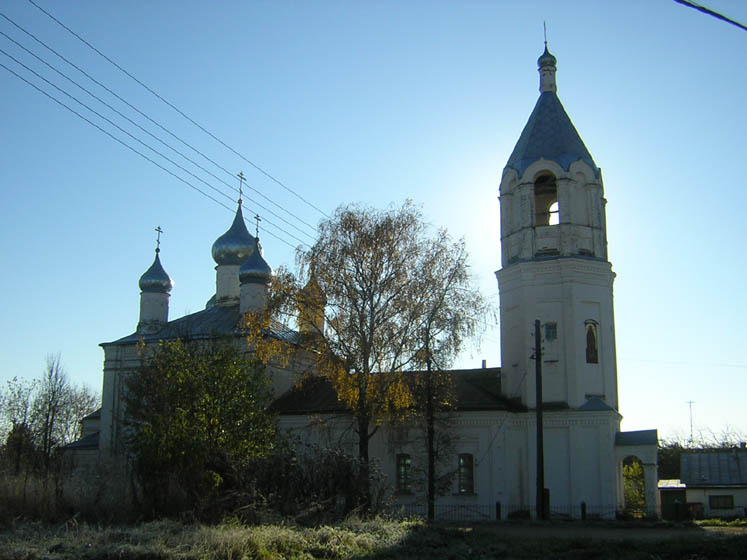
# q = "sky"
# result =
<box><xmin>1</xmin><ymin>0</ymin><xmax>745</xmax><ymax>442</ymax></box>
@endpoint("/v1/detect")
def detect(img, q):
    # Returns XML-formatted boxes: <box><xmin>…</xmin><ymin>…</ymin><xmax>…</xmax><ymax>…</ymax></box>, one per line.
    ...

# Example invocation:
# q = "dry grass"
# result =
<box><xmin>2</xmin><ymin>519</ymin><xmax>747</xmax><ymax>560</ymax></box>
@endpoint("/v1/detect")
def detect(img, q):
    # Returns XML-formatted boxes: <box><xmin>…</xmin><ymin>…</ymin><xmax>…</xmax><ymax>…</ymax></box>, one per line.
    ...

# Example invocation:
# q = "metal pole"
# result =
<box><xmin>535</xmin><ymin>319</ymin><xmax>545</xmax><ymax>520</ymax></box>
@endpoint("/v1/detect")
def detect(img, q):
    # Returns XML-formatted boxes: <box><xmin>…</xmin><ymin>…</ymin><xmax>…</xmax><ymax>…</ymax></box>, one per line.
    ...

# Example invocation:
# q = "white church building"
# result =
<box><xmin>68</xmin><ymin>46</ymin><xmax>659</xmax><ymax>519</ymax></box>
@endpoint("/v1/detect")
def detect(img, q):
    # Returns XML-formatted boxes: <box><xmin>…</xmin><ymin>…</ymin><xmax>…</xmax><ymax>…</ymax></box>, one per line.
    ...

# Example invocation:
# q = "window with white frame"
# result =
<box><xmin>458</xmin><ymin>453</ymin><xmax>474</xmax><ymax>494</ymax></box>
<box><xmin>396</xmin><ymin>454</ymin><xmax>412</xmax><ymax>494</ymax></box>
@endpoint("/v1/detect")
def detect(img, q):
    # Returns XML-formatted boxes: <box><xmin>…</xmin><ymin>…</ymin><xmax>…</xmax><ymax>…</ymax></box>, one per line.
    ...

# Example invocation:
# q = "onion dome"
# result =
<box><xmin>537</xmin><ymin>44</ymin><xmax>556</xmax><ymax>68</ymax></box>
<box><xmin>139</xmin><ymin>250</ymin><xmax>172</xmax><ymax>293</ymax></box>
<box><xmin>239</xmin><ymin>237</ymin><xmax>272</xmax><ymax>284</ymax></box>
<box><xmin>211</xmin><ymin>205</ymin><xmax>255</xmax><ymax>265</ymax></box>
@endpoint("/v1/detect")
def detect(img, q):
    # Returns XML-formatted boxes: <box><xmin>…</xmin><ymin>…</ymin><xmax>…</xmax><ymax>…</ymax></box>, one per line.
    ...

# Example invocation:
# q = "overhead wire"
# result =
<box><xmin>0</xmin><ymin>43</ymin><xmax>315</xmax><ymax>249</ymax></box>
<box><xmin>0</xmin><ymin>23</ymin><xmax>318</xmax><ymax>244</ymax></box>
<box><xmin>25</xmin><ymin>0</ymin><xmax>332</xmax><ymax>219</ymax></box>
<box><xmin>0</xmin><ymin>10</ymin><xmax>320</xmax><ymax>239</ymax></box>
<box><xmin>0</xmin><ymin>56</ymin><xmax>302</xmax><ymax>251</ymax></box>
<box><xmin>673</xmin><ymin>0</ymin><xmax>747</xmax><ymax>32</ymax></box>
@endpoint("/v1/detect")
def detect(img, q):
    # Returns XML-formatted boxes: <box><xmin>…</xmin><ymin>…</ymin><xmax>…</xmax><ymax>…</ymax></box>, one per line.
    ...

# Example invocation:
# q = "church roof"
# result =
<box><xmin>615</xmin><ymin>429</ymin><xmax>658</xmax><ymax>447</ymax></box>
<box><xmin>103</xmin><ymin>304</ymin><xmax>299</xmax><ymax>346</ymax></box>
<box><xmin>65</xmin><ymin>431</ymin><xmax>100</xmax><ymax>450</ymax></box>
<box><xmin>681</xmin><ymin>449</ymin><xmax>747</xmax><ymax>487</ymax></box>
<box><xmin>271</xmin><ymin>368</ymin><xmax>524</xmax><ymax>415</ymax></box>
<box><xmin>577</xmin><ymin>397</ymin><xmax>617</xmax><ymax>412</ymax></box>
<box><xmin>505</xmin><ymin>90</ymin><xmax>599</xmax><ymax>179</ymax></box>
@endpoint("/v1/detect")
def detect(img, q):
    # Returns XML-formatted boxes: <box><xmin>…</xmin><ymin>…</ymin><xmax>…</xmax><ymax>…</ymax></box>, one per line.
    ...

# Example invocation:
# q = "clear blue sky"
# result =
<box><xmin>1</xmin><ymin>0</ymin><xmax>745</xmax><ymax>441</ymax></box>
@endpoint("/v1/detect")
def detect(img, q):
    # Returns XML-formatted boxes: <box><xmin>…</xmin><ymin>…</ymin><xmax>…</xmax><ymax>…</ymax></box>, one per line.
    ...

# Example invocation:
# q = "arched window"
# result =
<box><xmin>534</xmin><ymin>173</ymin><xmax>558</xmax><ymax>226</ymax></box>
<box><xmin>585</xmin><ymin>323</ymin><xmax>598</xmax><ymax>364</ymax></box>
<box><xmin>458</xmin><ymin>453</ymin><xmax>474</xmax><ymax>494</ymax></box>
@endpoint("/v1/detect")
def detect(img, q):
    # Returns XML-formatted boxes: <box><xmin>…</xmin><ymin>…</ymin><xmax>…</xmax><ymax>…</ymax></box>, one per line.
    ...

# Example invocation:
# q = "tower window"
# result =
<box><xmin>585</xmin><ymin>323</ymin><xmax>599</xmax><ymax>364</ymax></box>
<box><xmin>544</xmin><ymin>322</ymin><xmax>557</xmax><ymax>341</ymax></box>
<box><xmin>534</xmin><ymin>173</ymin><xmax>558</xmax><ymax>226</ymax></box>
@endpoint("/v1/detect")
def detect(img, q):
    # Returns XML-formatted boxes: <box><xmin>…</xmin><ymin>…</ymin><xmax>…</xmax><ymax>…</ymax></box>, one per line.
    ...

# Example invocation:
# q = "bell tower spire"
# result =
<box><xmin>496</xmin><ymin>47</ymin><xmax>618</xmax><ymax>412</ymax></box>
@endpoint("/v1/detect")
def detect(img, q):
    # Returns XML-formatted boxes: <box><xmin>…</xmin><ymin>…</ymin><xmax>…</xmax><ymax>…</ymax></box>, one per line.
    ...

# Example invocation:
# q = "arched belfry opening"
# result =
<box><xmin>534</xmin><ymin>173</ymin><xmax>558</xmax><ymax>226</ymax></box>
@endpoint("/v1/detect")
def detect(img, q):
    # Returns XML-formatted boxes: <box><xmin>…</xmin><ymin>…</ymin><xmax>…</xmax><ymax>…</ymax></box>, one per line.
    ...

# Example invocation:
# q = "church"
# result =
<box><xmin>68</xmin><ymin>45</ymin><xmax>659</xmax><ymax>519</ymax></box>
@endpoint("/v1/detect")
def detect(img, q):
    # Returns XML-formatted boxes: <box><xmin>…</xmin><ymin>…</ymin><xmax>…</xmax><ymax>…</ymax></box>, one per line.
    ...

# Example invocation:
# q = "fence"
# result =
<box><xmin>394</xmin><ymin>502</ymin><xmax>625</xmax><ymax>521</ymax></box>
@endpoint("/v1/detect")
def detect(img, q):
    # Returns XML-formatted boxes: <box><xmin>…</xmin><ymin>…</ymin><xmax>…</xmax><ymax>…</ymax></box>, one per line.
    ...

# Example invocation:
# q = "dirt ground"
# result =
<box><xmin>478</xmin><ymin>523</ymin><xmax>747</xmax><ymax>541</ymax></box>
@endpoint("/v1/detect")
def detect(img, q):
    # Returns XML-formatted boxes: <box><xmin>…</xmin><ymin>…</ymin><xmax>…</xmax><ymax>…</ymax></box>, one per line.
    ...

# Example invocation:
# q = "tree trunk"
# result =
<box><xmin>358</xmin><ymin>415</ymin><xmax>371</xmax><ymax>511</ymax></box>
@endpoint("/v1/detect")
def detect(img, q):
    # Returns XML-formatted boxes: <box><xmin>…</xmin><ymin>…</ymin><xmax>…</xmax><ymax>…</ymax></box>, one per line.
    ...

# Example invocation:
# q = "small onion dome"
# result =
<box><xmin>301</xmin><ymin>275</ymin><xmax>326</xmax><ymax>305</ymax></box>
<box><xmin>211</xmin><ymin>205</ymin><xmax>254</xmax><ymax>265</ymax></box>
<box><xmin>537</xmin><ymin>45</ymin><xmax>557</xmax><ymax>68</ymax></box>
<box><xmin>239</xmin><ymin>238</ymin><xmax>272</xmax><ymax>284</ymax></box>
<box><xmin>139</xmin><ymin>251</ymin><xmax>172</xmax><ymax>293</ymax></box>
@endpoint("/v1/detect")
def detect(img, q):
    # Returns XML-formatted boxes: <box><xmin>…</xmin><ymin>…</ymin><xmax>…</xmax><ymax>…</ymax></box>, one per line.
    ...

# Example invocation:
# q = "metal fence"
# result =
<box><xmin>393</xmin><ymin>502</ymin><xmax>627</xmax><ymax>521</ymax></box>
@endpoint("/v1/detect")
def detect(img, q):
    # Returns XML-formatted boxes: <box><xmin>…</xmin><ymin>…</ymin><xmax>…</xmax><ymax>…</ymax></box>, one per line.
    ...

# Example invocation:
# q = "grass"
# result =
<box><xmin>1</xmin><ymin>518</ymin><xmax>747</xmax><ymax>560</ymax></box>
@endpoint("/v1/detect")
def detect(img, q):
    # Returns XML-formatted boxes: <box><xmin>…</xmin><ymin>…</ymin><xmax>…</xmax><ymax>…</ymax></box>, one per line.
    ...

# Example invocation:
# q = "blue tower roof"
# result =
<box><xmin>505</xmin><ymin>90</ymin><xmax>599</xmax><ymax>179</ymax></box>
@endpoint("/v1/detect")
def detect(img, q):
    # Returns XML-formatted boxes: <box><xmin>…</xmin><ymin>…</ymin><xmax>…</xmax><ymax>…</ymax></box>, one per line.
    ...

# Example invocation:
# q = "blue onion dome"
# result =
<box><xmin>537</xmin><ymin>44</ymin><xmax>557</xmax><ymax>68</ymax></box>
<box><xmin>239</xmin><ymin>237</ymin><xmax>272</xmax><ymax>284</ymax></box>
<box><xmin>211</xmin><ymin>204</ymin><xmax>255</xmax><ymax>265</ymax></box>
<box><xmin>139</xmin><ymin>250</ymin><xmax>172</xmax><ymax>293</ymax></box>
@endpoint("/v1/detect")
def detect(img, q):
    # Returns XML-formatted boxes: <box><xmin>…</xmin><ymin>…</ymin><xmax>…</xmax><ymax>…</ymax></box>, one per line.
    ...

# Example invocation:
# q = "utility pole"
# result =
<box><xmin>534</xmin><ymin>319</ymin><xmax>546</xmax><ymax>520</ymax></box>
<box><xmin>687</xmin><ymin>401</ymin><xmax>695</xmax><ymax>446</ymax></box>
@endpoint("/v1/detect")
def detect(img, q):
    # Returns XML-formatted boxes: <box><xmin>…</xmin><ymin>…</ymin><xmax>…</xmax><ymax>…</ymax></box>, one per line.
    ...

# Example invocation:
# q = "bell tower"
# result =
<box><xmin>496</xmin><ymin>46</ymin><xmax>618</xmax><ymax>411</ymax></box>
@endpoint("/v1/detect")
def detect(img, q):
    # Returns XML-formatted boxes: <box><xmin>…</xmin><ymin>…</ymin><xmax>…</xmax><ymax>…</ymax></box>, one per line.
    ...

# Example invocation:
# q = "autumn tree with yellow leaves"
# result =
<box><xmin>245</xmin><ymin>201</ymin><xmax>487</xmax><ymax>509</ymax></box>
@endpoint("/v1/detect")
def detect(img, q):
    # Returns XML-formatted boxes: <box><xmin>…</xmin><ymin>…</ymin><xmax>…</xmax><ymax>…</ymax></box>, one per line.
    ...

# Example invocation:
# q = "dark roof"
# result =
<box><xmin>578</xmin><ymin>397</ymin><xmax>617</xmax><ymax>412</ymax></box>
<box><xmin>681</xmin><ymin>449</ymin><xmax>747</xmax><ymax>487</ymax></box>
<box><xmin>615</xmin><ymin>429</ymin><xmax>658</xmax><ymax>447</ymax></box>
<box><xmin>271</xmin><ymin>368</ymin><xmax>524</xmax><ymax>416</ymax></box>
<box><xmin>103</xmin><ymin>304</ymin><xmax>299</xmax><ymax>346</ymax></box>
<box><xmin>83</xmin><ymin>408</ymin><xmax>101</xmax><ymax>420</ymax></box>
<box><xmin>506</xmin><ymin>91</ymin><xmax>599</xmax><ymax>179</ymax></box>
<box><xmin>270</xmin><ymin>375</ymin><xmax>348</xmax><ymax>415</ymax></box>
<box><xmin>65</xmin><ymin>431</ymin><xmax>99</xmax><ymax>450</ymax></box>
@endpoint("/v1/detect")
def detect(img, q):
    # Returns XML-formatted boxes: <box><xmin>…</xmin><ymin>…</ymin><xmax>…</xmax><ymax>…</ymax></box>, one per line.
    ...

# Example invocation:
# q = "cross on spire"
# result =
<box><xmin>237</xmin><ymin>171</ymin><xmax>246</xmax><ymax>205</ymax></box>
<box><xmin>155</xmin><ymin>225</ymin><xmax>163</xmax><ymax>253</ymax></box>
<box><xmin>543</xmin><ymin>21</ymin><xmax>548</xmax><ymax>48</ymax></box>
<box><xmin>254</xmin><ymin>213</ymin><xmax>261</xmax><ymax>237</ymax></box>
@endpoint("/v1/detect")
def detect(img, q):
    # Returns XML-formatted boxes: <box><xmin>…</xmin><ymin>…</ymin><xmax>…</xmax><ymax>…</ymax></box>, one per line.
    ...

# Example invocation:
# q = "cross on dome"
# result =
<box><xmin>237</xmin><ymin>171</ymin><xmax>246</xmax><ymax>205</ymax></box>
<box><xmin>155</xmin><ymin>225</ymin><xmax>163</xmax><ymax>253</ymax></box>
<box><xmin>254</xmin><ymin>213</ymin><xmax>261</xmax><ymax>237</ymax></box>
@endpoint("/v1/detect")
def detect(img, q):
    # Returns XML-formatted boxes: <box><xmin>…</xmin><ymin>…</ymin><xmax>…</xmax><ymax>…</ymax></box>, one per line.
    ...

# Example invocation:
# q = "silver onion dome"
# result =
<box><xmin>139</xmin><ymin>251</ymin><xmax>172</xmax><ymax>293</ymax></box>
<box><xmin>239</xmin><ymin>238</ymin><xmax>272</xmax><ymax>284</ymax></box>
<box><xmin>537</xmin><ymin>45</ymin><xmax>557</xmax><ymax>68</ymax></box>
<box><xmin>211</xmin><ymin>205</ymin><xmax>255</xmax><ymax>265</ymax></box>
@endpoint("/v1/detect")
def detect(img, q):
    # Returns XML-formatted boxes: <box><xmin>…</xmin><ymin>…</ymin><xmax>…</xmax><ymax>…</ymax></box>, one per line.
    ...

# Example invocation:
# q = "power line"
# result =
<box><xmin>0</xmin><ymin>44</ymin><xmax>312</xmax><ymax>248</ymax></box>
<box><xmin>0</xmin><ymin>10</ymin><xmax>319</xmax><ymax>239</ymax></box>
<box><xmin>25</xmin><ymin>0</ymin><xmax>332</xmax><ymax>219</ymax></box>
<box><xmin>673</xmin><ymin>0</ymin><xmax>747</xmax><ymax>32</ymax></box>
<box><xmin>0</xmin><ymin>58</ymin><xmax>301</xmax><ymax>251</ymax></box>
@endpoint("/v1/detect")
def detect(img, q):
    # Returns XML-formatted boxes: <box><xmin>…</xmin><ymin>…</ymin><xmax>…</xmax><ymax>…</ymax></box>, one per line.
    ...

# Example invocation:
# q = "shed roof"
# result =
<box><xmin>681</xmin><ymin>449</ymin><xmax>747</xmax><ymax>487</ymax></box>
